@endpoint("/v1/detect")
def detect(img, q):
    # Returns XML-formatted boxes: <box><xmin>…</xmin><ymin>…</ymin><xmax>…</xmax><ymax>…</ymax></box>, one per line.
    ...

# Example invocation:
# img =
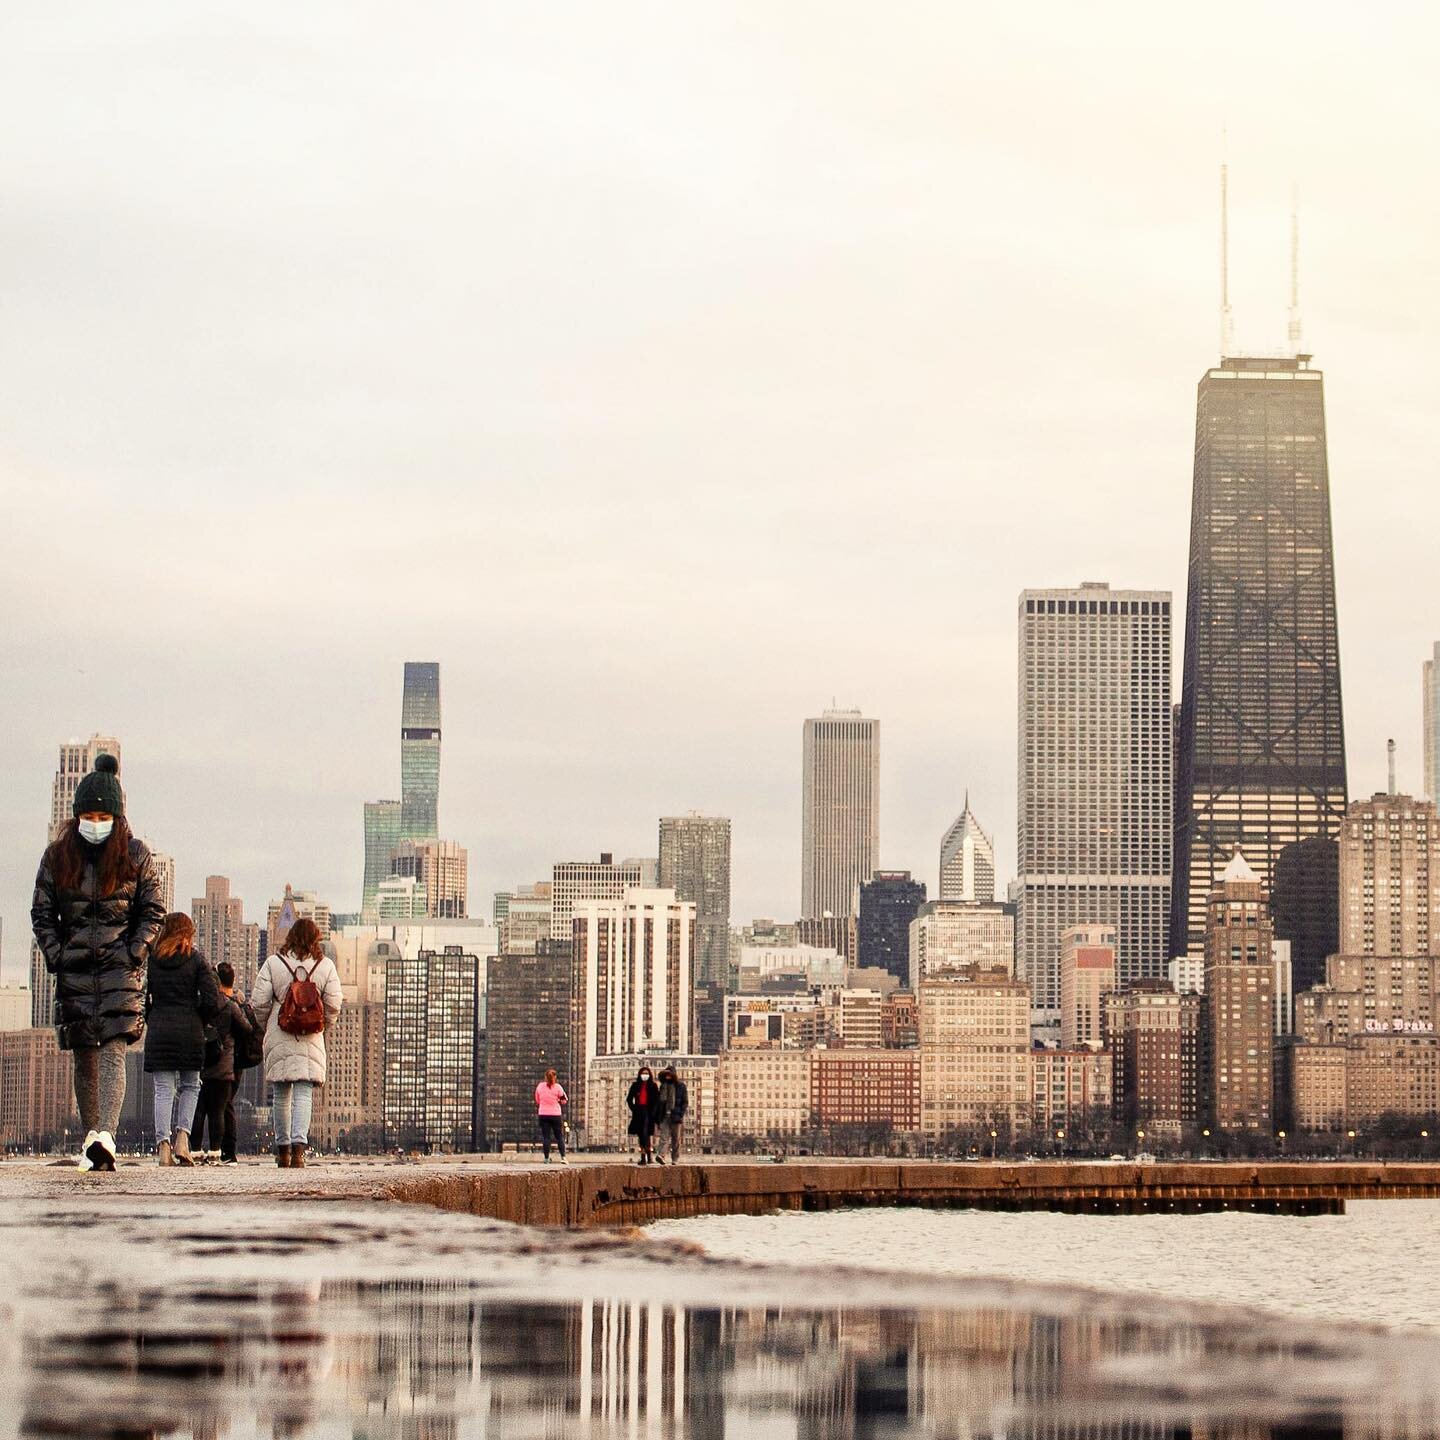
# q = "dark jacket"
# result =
<box><xmin>143</xmin><ymin>949</ymin><xmax>223</xmax><ymax>1073</ymax></box>
<box><xmin>201</xmin><ymin>994</ymin><xmax>254</xmax><ymax>1082</ymax></box>
<box><xmin>659</xmin><ymin>1077</ymin><xmax>689</xmax><ymax>1123</ymax></box>
<box><xmin>626</xmin><ymin>1077</ymin><xmax>664</xmax><ymax>1136</ymax></box>
<box><xmin>30</xmin><ymin>837</ymin><xmax>166</xmax><ymax>1051</ymax></box>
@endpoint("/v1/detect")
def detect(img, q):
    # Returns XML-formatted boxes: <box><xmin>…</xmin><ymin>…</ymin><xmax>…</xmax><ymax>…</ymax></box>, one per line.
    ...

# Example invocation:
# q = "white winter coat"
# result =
<box><xmin>251</xmin><ymin>951</ymin><xmax>343</xmax><ymax>1084</ymax></box>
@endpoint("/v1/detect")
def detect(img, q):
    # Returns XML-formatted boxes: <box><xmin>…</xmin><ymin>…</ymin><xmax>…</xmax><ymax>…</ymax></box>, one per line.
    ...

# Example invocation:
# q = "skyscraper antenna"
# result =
<box><xmin>1388</xmin><ymin>738</ymin><xmax>1397</xmax><ymax>796</ymax></box>
<box><xmin>1287</xmin><ymin>181</ymin><xmax>1303</xmax><ymax>354</ymax></box>
<box><xmin>1220</xmin><ymin>149</ymin><xmax>1234</xmax><ymax>358</ymax></box>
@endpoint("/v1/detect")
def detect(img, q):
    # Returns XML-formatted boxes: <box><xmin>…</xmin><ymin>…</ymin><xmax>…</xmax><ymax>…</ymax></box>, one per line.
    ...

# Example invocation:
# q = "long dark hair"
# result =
<box><xmin>283</xmin><ymin>918</ymin><xmax>324</xmax><ymax>962</ymax></box>
<box><xmin>47</xmin><ymin>816</ymin><xmax>138</xmax><ymax>897</ymax></box>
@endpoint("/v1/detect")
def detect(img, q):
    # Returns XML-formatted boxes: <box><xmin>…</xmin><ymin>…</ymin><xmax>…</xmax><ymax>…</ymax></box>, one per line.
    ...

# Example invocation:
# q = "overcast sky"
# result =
<box><xmin>2</xmin><ymin>4</ymin><xmax>1437</xmax><ymax>981</ymax></box>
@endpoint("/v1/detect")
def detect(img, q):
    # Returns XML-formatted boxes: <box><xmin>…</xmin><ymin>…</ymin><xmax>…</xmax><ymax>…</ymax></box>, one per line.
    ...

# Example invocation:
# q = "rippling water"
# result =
<box><xmin>649</xmin><ymin>1198</ymin><xmax>1440</xmax><ymax>1331</ymax></box>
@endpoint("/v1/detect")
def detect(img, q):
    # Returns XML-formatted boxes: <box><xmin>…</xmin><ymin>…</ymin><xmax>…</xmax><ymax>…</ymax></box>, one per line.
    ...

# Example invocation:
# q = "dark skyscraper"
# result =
<box><xmin>856</xmin><ymin>871</ymin><xmax>926</xmax><ymax>986</ymax></box>
<box><xmin>400</xmin><ymin>661</ymin><xmax>441</xmax><ymax>843</ymax></box>
<box><xmin>1172</xmin><ymin>354</ymin><xmax>1347</xmax><ymax>988</ymax></box>
<box><xmin>658</xmin><ymin>813</ymin><xmax>732</xmax><ymax>986</ymax></box>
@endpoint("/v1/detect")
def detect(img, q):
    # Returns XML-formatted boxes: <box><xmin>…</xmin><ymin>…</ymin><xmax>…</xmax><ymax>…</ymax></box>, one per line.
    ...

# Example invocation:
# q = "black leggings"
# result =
<box><xmin>196</xmin><ymin>1078</ymin><xmax>236</xmax><ymax>1158</ymax></box>
<box><xmin>538</xmin><ymin>1115</ymin><xmax>565</xmax><ymax>1158</ymax></box>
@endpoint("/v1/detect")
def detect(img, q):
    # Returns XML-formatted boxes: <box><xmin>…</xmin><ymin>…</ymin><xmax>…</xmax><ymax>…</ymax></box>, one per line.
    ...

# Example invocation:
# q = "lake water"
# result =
<box><xmin>7</xmin><ymin>1179</ymin><xmax>1440</xmax><ymax>1437</ymax></box>
<box><xmin>649</xmin><ymin>1198</ymin><xmax>1440</xmax><ymax>1331</ymax></box>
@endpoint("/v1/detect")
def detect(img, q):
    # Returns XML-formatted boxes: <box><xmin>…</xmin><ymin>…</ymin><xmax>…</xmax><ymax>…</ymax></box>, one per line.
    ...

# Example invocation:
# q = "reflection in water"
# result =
<box><xmin>15</xmin><ymin>1276</ymin><xmax>1440</xmax><ymax>1439</ymax></box>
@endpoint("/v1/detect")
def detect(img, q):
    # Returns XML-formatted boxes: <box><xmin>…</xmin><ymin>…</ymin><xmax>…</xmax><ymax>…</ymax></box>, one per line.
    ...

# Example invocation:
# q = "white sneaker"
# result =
<box><xmin>89</xmin><ymin>1132</ymin><xmax>118</xmax><ymax>1172</ymax></box>
<box><xmin>77</xmin><ymin>1130</ymin><xmax>99</xmax><ymax>1172</ymax></box>
<box><xmin>557</xmin><ymin>1154</ymin><xmax>567</xmax><ymax>1165</ymax></box>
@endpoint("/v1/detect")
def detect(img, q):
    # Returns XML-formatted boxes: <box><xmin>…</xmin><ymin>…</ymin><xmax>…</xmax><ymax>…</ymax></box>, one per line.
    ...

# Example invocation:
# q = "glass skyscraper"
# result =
<box><xmin>362</xmin><ymin>799</ymin><xmax>404</xmax><ymax>919</ymax></box>
<box><xmin>1172</xmin><ymin>354</ymin><xmax>1346</xmax><ymax>991</ymax></box>
<box><xmin>400</xmin><ymin>661</ymin><xmax>441</xmax><ymax>843</ymax></box>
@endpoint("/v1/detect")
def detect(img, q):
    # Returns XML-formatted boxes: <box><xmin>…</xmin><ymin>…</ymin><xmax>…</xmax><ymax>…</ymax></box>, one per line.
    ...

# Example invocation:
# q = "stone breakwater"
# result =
<box><xmin>383</xmin><ymin>1158</ymin><xmax>1440</xmax><ymax>1225</ymax></box>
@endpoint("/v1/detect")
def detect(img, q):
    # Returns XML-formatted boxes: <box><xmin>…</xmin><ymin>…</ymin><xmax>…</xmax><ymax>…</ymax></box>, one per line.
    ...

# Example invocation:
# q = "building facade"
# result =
<box><xmin>1059</xmin><ymin>924</ymin><xmax>1116</xmax><ymax>1051</ymax></box>
<box><xmin>939</xmin><ymin>797</ymin><xmax>996</xmax><ymax>903</ymax></box>
<box><xmin>658</xmin><ymin>814</ymin><xmax>732</xmax><ymax>987</ymax></box>
<box><xmin>918</xmin><ymin>973</ymin><xmax>1031</xmax><ymax>1138</ymax></box>
<box><xmin>794</xmin><ymin>914</ymin><xmax>857</xmax><ymax>965</ymax></box>
<box><xmin>1018</xmin><ymin>583</ymin><xmax>1172</xmax><ymax>1019</ymax></box>
<box><xmin>483</xmin><ymin>940</ymin><xmax>574</xmax><ymax>1148</ymax></box>
<box><xmin>571</xmin><ymin>889</ymin><xmax>695</xmax><ymax>1128</ymax></box>
<box><xmin>362</xmin><ymin>799</ymin><xmax>404</xmax><ymax>919</ymax></box>
<box><xmin>812</xmin><ymin>1048</ymin><xmax>920</xmax><ymax>1135</ymax></box>
<box><xmin>191</xmin><ymin>876</ymin><xmax>262</xmax><ymax>995</ymax></box>
<box><xmin>1203</xmin><ymin>854</ymin><xmax>1275</xmax><ymax>1133</ymax></box>
<box><xmin>310</xmin><ymin>1001</ymin><xmax>384</xmax><ymax>1150</ymax></box>
<box><xmin>1340</xmin><ymin>793</ymin><xmax>1440</xmax><ymax>959</ymax></box>
<box><xmin>908</xmin><ymin>902</ymin><xmax>1014</xmax><ymax>990</ymax></box>
<box><xmin>1427</xmin><ymin>643</ymin><xmax>1440</xmax><ymax>803</ymax></box>
<box><xmin>400</xmin><ymin>661</ymin><xmax>441</xmax><ymax>843</ymax></box>
<box><xmin>1173</xmin><ymin>355</ymin><xmax>1347</xmax><ymax>989</ymax></box>
<box><xmin>383</xmin><ymin>946</ymin><xmax>480</xmax><ymax>1151</ymax></box>
<box><xmin>801</xmin><ymin>709</ymin><xmax>880</xmax><ymax>920</ymax></box>
<box><xmin>717</xmin><ymin>1048</ymin><xmax>812</xmax><ymax>1139</ymax></box>
<box><xmin>1030</xmin><ymin>1049</ymin><xmax>1114</xmax><ymax>1136</ymax></box>
<box><xmin>584</xmin><ymin>1053</ymin><xmax>717</xmax><ymax>1151</ymax></box>
<box><xmin>0</xmin><ymin>1028</ymin><xmax>74</xmax><ymax>1149</ymax></box>
<box><xmin>856</xmin><ymin>871</ymin><xmax>926</xmax><ymax>986</ymax></box>
<box><xmin>0</xmin><ymin>985</ymin><xmax>32</xmax><ymax>1032</ymax></box>
<box><xmin>551</xmin><ymin>854</ymin><xmax>649</xmax><ymax>953</ymax></box>
<box><xmin>1106</xmin><ymin>982</ymin><xmax>1202</xmax><ymax>1136</ymax></box>
<box><xmin>390</xmin><ymin>838</ymin><xmax>469</xmax><ymax>918</ymax></box>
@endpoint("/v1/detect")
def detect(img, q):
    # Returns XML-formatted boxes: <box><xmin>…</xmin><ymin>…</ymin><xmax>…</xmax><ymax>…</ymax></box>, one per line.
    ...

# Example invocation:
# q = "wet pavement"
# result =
<box><xmin>0</xmin><ymin>1159</ymin><xmax>1438</xmax><ymax>1437</ymax></box>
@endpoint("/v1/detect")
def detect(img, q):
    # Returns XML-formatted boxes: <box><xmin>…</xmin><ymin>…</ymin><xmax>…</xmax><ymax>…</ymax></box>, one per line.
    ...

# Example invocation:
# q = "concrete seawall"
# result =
<box><xmin>384</xmin><ymin>1159</ymin><xmax>1440</xmax><ymax>1226</ymax></box>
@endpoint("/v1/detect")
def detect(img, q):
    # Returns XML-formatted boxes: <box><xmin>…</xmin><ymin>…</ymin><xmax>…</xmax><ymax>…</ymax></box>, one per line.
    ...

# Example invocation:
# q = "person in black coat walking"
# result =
<box><xmin>144</xmin><ymin>913</ymin><xmax>222</xmax><ymax>1166</ymax></box>
<box><xmin>625</xmin><ymin>1063</ymin><xmax>664</xmax><ymax>1165</ymax></box>
<box><xmin>30</xmin><ymin>753</ymin><xmax>166</xmax><ymax>1173</ymax></box>
<box><xmin>195</xmin><ymin>960</ymin><xmax>253</xmax><ymax>1164</ymax></box>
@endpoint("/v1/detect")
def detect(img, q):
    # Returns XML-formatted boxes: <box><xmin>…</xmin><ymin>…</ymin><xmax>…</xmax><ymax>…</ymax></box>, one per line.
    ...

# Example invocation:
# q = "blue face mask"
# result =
<box><xmin>78</xmin><ymin>818</ymin><xmax>114</xmax><ymax>845</ymax></box>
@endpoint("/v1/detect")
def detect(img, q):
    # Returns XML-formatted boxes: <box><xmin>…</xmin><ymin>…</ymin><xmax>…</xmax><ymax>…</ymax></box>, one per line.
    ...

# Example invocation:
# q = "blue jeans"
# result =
<box><xmin>272</xmin><ymin>1080</ymin><xmax>314</xmax><ymax>1145</ymax></box>
<box><xmin>152</xmin><ymin>1070</ymin><xmax>201</xmax><ymax>1142</ymax></box>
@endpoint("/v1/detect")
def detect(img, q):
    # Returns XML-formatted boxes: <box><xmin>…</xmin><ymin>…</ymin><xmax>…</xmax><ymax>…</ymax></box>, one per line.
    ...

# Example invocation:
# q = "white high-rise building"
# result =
<box><xmin>801</xmin><ymin>709</ymin><xmax>879</xmax><ymax>920</ymax></box>
<box><xmin>572</xmin><ymin>888</ymin><xmax>695</xmax><ymax>1128</ymax></box>
<box><xmin>938</xmin><ymin>797</ymin><xmax>996</xmax><ymax>903</ymax></box>
<box><xmin>550</xmin><ymin>854</ymin><xmax>652</xmax><ymax>948</ymax></box>
<box><xmin>1425</xmin><ymin>642</ymin><xmax>1440</xmax><ymax>802</ymax></box>
<box><xmin>151</xmin><ymin>852</ymin><xmax>176</xmax><ymax>914</ymax></box>
<box><xmin>908</xmin><ymin>901</ymin><xmax>1014</xmax><ymax>990</ymax></box>
<box><xmin>1017</xmin><ymin>583</ymin><xmax>1172</xmax><ymax>1020</ymax></box>
<box><xmin>0</xmin><ymin>984</ymin><xmax>31</xmax><ymax>1032</ymax></box>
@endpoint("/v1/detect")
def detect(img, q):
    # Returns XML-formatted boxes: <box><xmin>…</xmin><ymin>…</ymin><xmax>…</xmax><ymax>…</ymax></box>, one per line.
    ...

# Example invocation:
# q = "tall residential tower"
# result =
<box><xmin>1017</xmin><ymin>583</ymin><xmax>1172</xmax><ymax>1019</ymax></box>
<box><xmin>1172</xmin><ymin>355</ymin><xmax>1346</xmax><ymax>989</ymax></box>
<box><xmin>658</xmin><ymin>814</ymin><xmax>732</xmax><ymax>986</ymax></box>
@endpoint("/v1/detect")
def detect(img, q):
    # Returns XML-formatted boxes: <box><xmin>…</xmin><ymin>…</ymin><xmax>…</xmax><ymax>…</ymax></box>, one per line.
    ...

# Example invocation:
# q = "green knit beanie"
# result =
<box><xmin>73</xmin><ymin>753</ymin><xmax>125</xmax><ymax>818</ymax></box>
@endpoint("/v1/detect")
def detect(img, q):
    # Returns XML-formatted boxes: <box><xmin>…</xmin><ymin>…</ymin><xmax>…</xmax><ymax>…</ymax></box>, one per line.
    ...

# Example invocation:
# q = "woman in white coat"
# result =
<box><xmin>252</xmin><ymin>918</ymin><xmax>342</xmax><ymax>1168</ymax></box>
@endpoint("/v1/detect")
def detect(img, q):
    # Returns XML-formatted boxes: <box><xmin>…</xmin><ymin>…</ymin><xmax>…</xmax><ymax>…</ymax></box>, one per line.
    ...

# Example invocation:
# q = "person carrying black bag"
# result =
<box><xmin>195</xmin><ymin>960</ymin><xmax>254</xmax><ymax>1164</ymax></box>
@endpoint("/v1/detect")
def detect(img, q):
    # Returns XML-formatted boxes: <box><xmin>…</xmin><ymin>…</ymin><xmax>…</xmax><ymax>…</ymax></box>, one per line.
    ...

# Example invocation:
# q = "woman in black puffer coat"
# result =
<box><xmin>30</xmin><ymin>754</ymin><xmax>165</xmax><ymax>1173</ymax></box>
<box><xmin>144</xmin><ymin>913</ymin><xmax>222</xmax><ymax>1166</ymax></box>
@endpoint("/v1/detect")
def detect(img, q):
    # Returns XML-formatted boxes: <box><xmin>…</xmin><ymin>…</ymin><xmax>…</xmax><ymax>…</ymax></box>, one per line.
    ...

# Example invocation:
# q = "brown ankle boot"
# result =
<box><xmin>290</xmin><ymin>1144</ymin><xmax>307</xmax><ymax>1168</ymax></box>
<box><xmin>157</xmin><ymin>1139</ymin><xmax>173</xmax><ymax>1168</ymax></box>
<box><xmin>275</xmin><ymin>1144</ymin><xmax>292</xmax><ymax>1168</ymax></box>
<box><xmin>173</xmin><ymin>1130</ymin><xmax>194</xmax><ymax>1167</ymax></box>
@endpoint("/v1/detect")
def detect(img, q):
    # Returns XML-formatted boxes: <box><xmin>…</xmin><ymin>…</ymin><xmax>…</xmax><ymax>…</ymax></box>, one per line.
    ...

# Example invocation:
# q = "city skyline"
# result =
<box><xmin>2</xmin><ymin>7</ymin><xmax>1436</xmax><ymax>978</ymax></box>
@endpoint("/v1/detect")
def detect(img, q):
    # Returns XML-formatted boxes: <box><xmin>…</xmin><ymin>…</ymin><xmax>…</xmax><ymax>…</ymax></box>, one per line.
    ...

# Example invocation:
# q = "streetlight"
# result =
<box><xmin>1055</xmin><ymin>1127</ymin><xmax>1065</xmax><ymax>1159</ymax></box>
<box><xmin>990</xmin><ymin>1128</ymin><xmax>998</xmax><ymax>1160</ymax></box>
<box><xmin>1347</xmin><ymin>1128</ymin><xmax>1357</xmax><ymax>1159</ymax></box>
<box><xmin>1136</xmin><ymin>1128</ymin><xmax>1146</xmax><ymax>1157</ymax></box>
<box><xmin>1277</xmin><ymin>1128</ymin><xmax>1287</xmax><ymax>1156</ymax></box>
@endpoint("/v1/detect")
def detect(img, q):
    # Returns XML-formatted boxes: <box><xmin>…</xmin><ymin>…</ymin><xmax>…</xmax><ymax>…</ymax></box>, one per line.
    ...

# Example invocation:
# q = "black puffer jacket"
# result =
<box><xmin>30</xmin><ymin>837</ymin><xmax>166</xmax><ymax>1051</ymax></box>
<box><xmin>144</xmin><ymin>949</ymin><xmax>222</xmax><ymax>1073</ymax></box>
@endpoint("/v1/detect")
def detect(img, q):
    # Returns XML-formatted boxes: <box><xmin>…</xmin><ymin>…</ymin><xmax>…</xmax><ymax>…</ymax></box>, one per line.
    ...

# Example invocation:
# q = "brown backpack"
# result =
<box><xmin>275</xmin><ymin>957</ymin><xmax>327</xmax><ymax>1037</ymax></box>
